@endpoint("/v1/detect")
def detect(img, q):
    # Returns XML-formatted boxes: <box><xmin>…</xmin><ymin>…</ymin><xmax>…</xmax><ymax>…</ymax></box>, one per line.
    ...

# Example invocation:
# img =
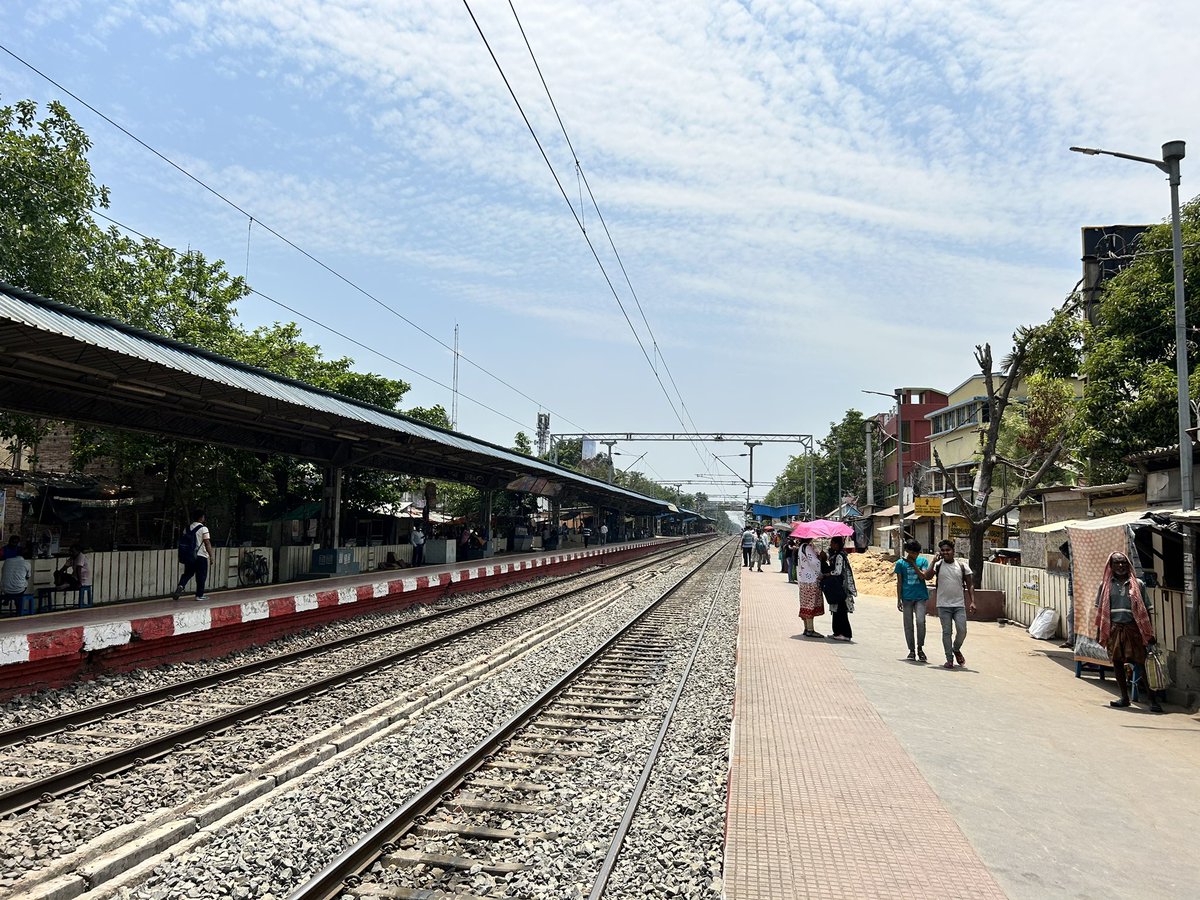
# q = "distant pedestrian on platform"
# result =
<box><xmin>411</xmin><ymin>525</ymin><xmax>426</xmax><ymax>567</ymax></box>
<box><xmin>172</xmin><ymin>511</ymin><xmax>212</xmax><ymax>602</ymax></box>
<box><xmin>741</xmin><ymin>526</ymin><xmax>756</xmax><ymax>568</ymax></box>
<box><xmin>894</xmin><ymin>539</ymin><xmax>932</xmax><ymax>661</ymax></box>
<box><xmin>930</xmin><ymin>540</ymin><xmax>975</xmax><ymax>668</ymax></box>
<box><xmin>600</xmin><ymin>523</ymin><xmax>608</xmax><ymax>545</ymax></box>
<box><xmin>583</xmin><ymin>527</ymin><xmax>592</xmax><ymax>548</ymax></box>
<box><xmin>785</xmin><ymin>536</ymin><xmax>799</xmax><ymax>583</ymax></box>
<box><xmin>756</xmin><ymin>529</ymin><xmax>771</xmax><ymax>569</ymax></box>
<box><xmin>752</xmin><ymin>530</ymin><xmax>767</xmax><ymax>571</ymax></box>
<box><xmin>821</xmin><ymin>536</ymin><xmax>857</xmax><ymax>641</ymax></box>
<box><xmin>1094</xmin><ymin>551</ymin><xmax>1161</xmax><ymax>712</ymax></box>
<box><xmin>796</xmin><ymin>536</ymin><xmax>825</xmax><ymax>636</ymax></box>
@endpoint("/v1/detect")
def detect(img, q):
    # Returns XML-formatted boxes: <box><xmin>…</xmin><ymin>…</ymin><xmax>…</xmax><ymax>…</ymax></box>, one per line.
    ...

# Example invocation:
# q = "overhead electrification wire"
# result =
<box><xmin>460</xmin><ymin>1</ymin><xmax>714</xmax><ymax>473</ymax></box>
<box><xmin>0</xmin><ymin>42</ymin><xmax>590</xmax><ymax>435</ymax></box>
<box><xmin>6</xmin><ymin>165</ymin><xmax>535</xmax><ymax>432</ymax></box>
<box><xmin>503</xmin><ymin>0</ymin><xmax>712</xmax><ymax>472</ymax></box>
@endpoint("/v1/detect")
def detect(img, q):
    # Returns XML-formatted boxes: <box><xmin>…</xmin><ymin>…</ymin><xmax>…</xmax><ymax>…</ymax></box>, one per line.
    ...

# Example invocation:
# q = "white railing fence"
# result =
<box><xmin>982</xmin><ymin>561</ymin><xmax>1184</xmax><ymax>647</ymax></box>
<box><xmin>982</xmin><ymin>562</ymin><xmax>1071</xmax><ymax>638</ymax></box>
<box><xmin>27</xmin><ymin>546</ymin><xmax>274</xmax><ymax>607</ymax></box>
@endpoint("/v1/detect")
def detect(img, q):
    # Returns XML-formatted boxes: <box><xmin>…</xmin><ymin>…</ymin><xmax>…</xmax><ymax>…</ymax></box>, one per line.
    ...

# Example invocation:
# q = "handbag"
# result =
<box><xmin>1145</xmin><ymin>645</ymin><xmax>1168</xmax><ymax>692</ymax></box>
<box><xmin>820</xmin><ymin>572</ymin><xmax>845</xmax><ymax>603</ymax></box>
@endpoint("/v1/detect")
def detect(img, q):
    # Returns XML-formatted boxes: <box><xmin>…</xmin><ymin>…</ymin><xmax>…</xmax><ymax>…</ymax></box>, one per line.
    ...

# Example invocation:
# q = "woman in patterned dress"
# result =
<box><xmin>796</xmin><ymin>536</ymin><xmax>825</xmax><ymax>637</ymax></box>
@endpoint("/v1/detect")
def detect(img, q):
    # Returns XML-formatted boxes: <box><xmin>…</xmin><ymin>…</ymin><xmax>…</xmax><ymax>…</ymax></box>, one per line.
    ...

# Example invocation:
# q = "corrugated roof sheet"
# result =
<box><xmin>0</xmin><ymin>282</ymin><xmax>667</xmax><ymax>509</ymax></box>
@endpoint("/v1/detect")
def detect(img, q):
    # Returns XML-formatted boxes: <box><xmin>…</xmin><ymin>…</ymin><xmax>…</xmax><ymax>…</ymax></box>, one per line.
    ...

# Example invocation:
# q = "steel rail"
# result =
<box><xmin>0</xmin><ymin>540</ymin><xmax>697</xmax><ymax>748</ymax></box>
<box><xmin>0</xmin><ymin>539</ymin><xmax>710</xmax><ymax>816</ymax></box>
<box><xmin>287</xmin><ymin>536</ymin><xmax>734</xmax><ymax>900</ymax></box>
<box><xmin>587</xmin><ymin>543</ymin><xmax>738</xmax><ymax>897</ymax></box>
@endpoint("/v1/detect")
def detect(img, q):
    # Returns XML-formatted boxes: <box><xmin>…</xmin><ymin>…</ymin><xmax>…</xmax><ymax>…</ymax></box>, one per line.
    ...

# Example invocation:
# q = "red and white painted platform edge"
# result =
<box><xmin>0</xmin><ymin>540</ymin><xmax>663</xmax><ymax>668</ymax></box>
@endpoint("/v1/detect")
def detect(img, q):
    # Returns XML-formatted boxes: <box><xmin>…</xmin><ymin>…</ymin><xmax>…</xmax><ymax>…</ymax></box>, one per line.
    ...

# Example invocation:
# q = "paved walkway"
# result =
<box><xmin>726</xmin><ymin>564</ymin><xmax>1200</xmax><ymax>899</ymax></box>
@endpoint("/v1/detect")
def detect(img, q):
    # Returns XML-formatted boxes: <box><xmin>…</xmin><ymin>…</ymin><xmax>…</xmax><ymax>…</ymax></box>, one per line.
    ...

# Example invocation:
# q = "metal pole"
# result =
<box><xmin>601</xmin><ymin>440</ymin><xmax>618</xmax><ymax>484</ymax></box>
<box><xmin>1165</xmin><ymin>142</ymin><xmax>1192</xmax><ymax>512</ymax></box>
<box><xmin>836</xmin><ymin>437</ymin><xmax>843</xmax><ymax>518</ymax></box>
<box><xmin>865</xmin><ymin>421</ymin><xmax>875</xmax><ymax>507</ymax></box>
<box><xmin>896</xmin><ymin>388</ymin><xmax>904</xmax><ymax>549</ymax></box>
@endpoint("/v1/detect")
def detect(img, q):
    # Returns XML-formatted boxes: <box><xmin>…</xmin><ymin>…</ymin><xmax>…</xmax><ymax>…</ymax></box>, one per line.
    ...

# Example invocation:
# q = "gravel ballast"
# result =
<box><xmin>113</xmin><ymin>547</ymin><xmax>739</xmax><ymax>900</ymax></box>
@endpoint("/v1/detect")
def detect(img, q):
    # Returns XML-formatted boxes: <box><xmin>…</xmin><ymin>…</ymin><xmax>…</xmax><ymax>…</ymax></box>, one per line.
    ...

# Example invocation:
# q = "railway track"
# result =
<box><xmin>0</xmin><ymin>540</ymin><xmax>703</xmax><ymax>817</ymax></box>
<box><xmin>288</xmin><ymin>540</ymin><xmax>737</xmax><ymax>900</ymax></box>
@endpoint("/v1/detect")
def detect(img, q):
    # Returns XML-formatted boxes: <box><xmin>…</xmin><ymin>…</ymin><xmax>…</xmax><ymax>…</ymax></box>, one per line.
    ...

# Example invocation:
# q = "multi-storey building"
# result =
<box><xmin>877</xmin><ymin>387</ymin><xmax>949</xmax><ymax>508</ymax></box>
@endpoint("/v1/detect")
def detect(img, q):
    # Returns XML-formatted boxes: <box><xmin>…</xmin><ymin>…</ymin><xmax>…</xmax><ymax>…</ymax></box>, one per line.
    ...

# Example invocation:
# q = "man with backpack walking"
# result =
<box><xmin>930</xmin><ymin>539</ymin><xmax>976</xmax><ymax>668</ymax></box>
<box><xmin>172</xmin><ymin>510</ymin><xmax>214</xmax><ymax>602</ymax></box>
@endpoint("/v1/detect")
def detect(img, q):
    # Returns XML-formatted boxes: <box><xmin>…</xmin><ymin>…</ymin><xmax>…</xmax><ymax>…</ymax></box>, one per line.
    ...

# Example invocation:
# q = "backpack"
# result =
<box><xmin>177</xmin><ymin>523</ymin><xmax>203</xmax><ymax>564</ymax></box>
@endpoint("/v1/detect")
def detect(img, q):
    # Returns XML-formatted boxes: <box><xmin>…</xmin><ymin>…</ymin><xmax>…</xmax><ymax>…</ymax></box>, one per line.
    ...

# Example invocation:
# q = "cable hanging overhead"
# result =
<box><xmin>462</xmin><ymin>0</ymin><xmax>714</xmax><ymax>474</ymax></box>
<box><xmin>0</xmin><ymin>42</ymin><xmax>592</xmax><ymax>437</ymax></box>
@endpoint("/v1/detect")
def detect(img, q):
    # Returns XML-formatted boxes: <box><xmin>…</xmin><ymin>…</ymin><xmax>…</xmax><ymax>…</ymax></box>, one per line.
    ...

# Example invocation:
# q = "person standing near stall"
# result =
<box><xmin>1093</xmin><ymin>551</ymin><xmax>1161</xmax><ymax>712</ymax></box>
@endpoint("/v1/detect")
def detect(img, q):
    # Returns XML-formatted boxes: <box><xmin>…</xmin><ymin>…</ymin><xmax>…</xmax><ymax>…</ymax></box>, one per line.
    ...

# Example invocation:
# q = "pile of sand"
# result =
<box><xmin>848</xmin><ymin>549</ymin><xmax>900</xmax><ymax>598</ymax></box>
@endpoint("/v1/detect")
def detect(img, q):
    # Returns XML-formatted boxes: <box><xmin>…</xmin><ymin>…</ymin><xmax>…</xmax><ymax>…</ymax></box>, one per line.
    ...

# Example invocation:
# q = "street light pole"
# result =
<box><xmin>836</xmin><ymin>436</ymin><xmax>843</xmax><ymax>518</ymax></box>
<box><xmin>864</xmin><ymin>420</ymin><xmax>875</xmax><ymax>507</ymax></box>
<box><xmin>863</xmin><ymin>389</ymin><xmax>904</xmax><ymax>548</ymax></box>
<box><xmin>600</xmin><ymin>440</ymin><xmax>618</xmax><ymax>484</ymax></box>
<box><xmin>1071</xmin><ymin>141</ymin><xmax>1191</xmax><ymax>512</ymax></box>
<box><xmin>744</xmin><ymin>440</ymin><xmax>762</xmax><ymax>518</ymax></box>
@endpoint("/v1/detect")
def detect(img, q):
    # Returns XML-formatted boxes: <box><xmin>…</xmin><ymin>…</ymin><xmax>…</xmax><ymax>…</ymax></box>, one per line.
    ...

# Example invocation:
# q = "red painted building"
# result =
<box><xmin>878</xmin><ymin>387</ymin><xmax>949</xmax><ymax>506</ymax></box>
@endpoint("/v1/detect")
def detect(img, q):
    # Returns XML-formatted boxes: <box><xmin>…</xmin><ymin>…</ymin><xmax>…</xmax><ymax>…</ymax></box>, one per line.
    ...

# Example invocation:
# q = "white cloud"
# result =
<box><xmin>3</xmin><ymin>0</ymin><xmax>1197</xmax><ymax>481</ymax></box>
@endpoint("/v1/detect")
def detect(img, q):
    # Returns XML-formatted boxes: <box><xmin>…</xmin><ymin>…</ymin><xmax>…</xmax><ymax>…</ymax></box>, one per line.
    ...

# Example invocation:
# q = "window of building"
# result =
<box><xmin>980</xmin><ymin>403</ymin><xmax>990</xmax><ymax>423</ymax></box>
<box><xmin>911</xmin><ymin>392</ymin><xmax>923</xmax><ymax>404</ymax></box>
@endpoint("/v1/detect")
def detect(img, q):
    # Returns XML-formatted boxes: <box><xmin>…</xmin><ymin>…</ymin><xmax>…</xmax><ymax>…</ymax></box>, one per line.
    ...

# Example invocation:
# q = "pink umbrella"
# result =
<box><xmin>789</xmin><ymin>519</ymin><xmax>854</xmax><ymax>538</ymax></box>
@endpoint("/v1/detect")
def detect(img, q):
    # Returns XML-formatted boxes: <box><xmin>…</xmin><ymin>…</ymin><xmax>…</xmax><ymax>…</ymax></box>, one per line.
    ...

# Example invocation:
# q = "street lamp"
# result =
<box><xmin>864</xmin><ymin>389</ymin><xmax>904</xmax><ymax>543</ymax></box>
<box><xmin>1071</xmin><ymin>141</ymin><xmax>1192</xmax><ymax>512</ymax></box>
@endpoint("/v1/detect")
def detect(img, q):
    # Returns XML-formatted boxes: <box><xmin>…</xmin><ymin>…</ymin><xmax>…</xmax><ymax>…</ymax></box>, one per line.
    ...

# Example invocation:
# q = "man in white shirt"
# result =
<box><xmin>931</xmin><ymin>539</ymin><xmax>977</xmax><ymax>668</ymax></box>
<box><xmin>172</xmin><ymin>510</ymin><xmax>214</xmax><ymax>602</ymax></box>
<box><xmin>57</xmin><ymin>543</ymin><xmax>91</xmax><ymax>590</ymax></box>
<box><xmin>599</xmin><ymin>523</ymin><xmax>609</xmax><ymax>545</ymax></box>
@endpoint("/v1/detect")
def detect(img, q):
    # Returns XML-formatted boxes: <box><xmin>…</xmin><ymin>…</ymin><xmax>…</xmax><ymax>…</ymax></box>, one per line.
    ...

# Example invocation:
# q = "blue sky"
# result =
<box><xmin>2</xmin><ymin>1</ymin><xmax>1198</xmax><ymax>504</ymax></box>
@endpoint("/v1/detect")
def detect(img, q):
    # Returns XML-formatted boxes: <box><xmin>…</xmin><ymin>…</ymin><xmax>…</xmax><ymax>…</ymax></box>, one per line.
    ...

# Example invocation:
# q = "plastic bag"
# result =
<box><xmin>1146</xmin><ymin>646</ymin><xmax>1169</xmax><ymax>692</ymax></box>
<box><xmin>1027</xmin><ymin>607</ymin><xmax>1059</xmax><ymax>640</ymax></box>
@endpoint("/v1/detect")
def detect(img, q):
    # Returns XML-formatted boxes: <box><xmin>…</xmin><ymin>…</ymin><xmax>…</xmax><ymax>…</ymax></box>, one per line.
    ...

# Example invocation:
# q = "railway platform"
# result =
<box><xmin>0</xmin><ymin>536</ymin><xmax>685</xmax><ymax>698</ymax></box>
<box><xmin>727</xmin><ymin>563</ymin><xmax>1200</xmax><ymax>899</ymax></box>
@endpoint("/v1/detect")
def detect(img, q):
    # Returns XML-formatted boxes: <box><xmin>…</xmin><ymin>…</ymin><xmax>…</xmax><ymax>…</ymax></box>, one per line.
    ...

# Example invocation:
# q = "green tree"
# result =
<box><xmin>512</xmin><ymin>431</ymin><xmax>533</xmax><ymax>455</ymax></box>
<box><xmin>933</xmin><ymin>323</ymin><xmax>1076</xmax><ymax>582</ymax></box>
<box><xmin>0</xmin><ymin>98</ymin><xmax>111</xmax><ymax>308</ymax></box>
<box><xmin>0</xmin><ymin>97</ymin><xmax>429</xmax><ymax>541</ymax></box>
<box><xmin>1079</xmin><ymin>200</ymin><xmax>1200</xmax><ymax>481</ymax></box>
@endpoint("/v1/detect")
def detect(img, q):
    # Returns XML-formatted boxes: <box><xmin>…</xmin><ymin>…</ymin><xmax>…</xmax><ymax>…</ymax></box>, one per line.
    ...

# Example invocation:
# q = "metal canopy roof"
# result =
<box><xmin>0</xmin><ymin>282</ymin><xmax>669</xmax><ymax>515</ymax></box>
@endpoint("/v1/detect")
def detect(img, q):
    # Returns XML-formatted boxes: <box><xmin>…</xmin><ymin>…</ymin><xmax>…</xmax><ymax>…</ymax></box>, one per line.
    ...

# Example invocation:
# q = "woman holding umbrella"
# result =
<box><xmin>796</xmin><ymin>536</ymin><xmax>825</xmax><ymax>636</ymax></box>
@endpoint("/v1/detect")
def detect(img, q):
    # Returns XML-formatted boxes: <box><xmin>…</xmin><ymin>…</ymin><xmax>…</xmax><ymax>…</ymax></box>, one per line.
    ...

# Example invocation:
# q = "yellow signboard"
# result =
<box><xmin>947</xmin><ymin>518</ymin><xmax>1004</xmax><ymax>541</ymax></box>
<box><xmin>913</xmin><ymin>496</ymin><xmax>943</xmax><ymax>516</ymax></box>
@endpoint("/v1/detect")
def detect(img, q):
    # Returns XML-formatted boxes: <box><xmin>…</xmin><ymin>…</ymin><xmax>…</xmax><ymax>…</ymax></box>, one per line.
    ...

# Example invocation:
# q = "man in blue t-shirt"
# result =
<box><xmin>893</xmin><ymin>538</ymin><xmax>932</xmax><ymax>661</ymax></box>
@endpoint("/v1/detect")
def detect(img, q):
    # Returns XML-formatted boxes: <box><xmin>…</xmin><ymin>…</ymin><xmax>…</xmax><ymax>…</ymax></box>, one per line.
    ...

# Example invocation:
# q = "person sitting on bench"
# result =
<box><xmin>55</xmin><ymin>543</ymin><xmax>90</xmax><ymax>591</ymax></box>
